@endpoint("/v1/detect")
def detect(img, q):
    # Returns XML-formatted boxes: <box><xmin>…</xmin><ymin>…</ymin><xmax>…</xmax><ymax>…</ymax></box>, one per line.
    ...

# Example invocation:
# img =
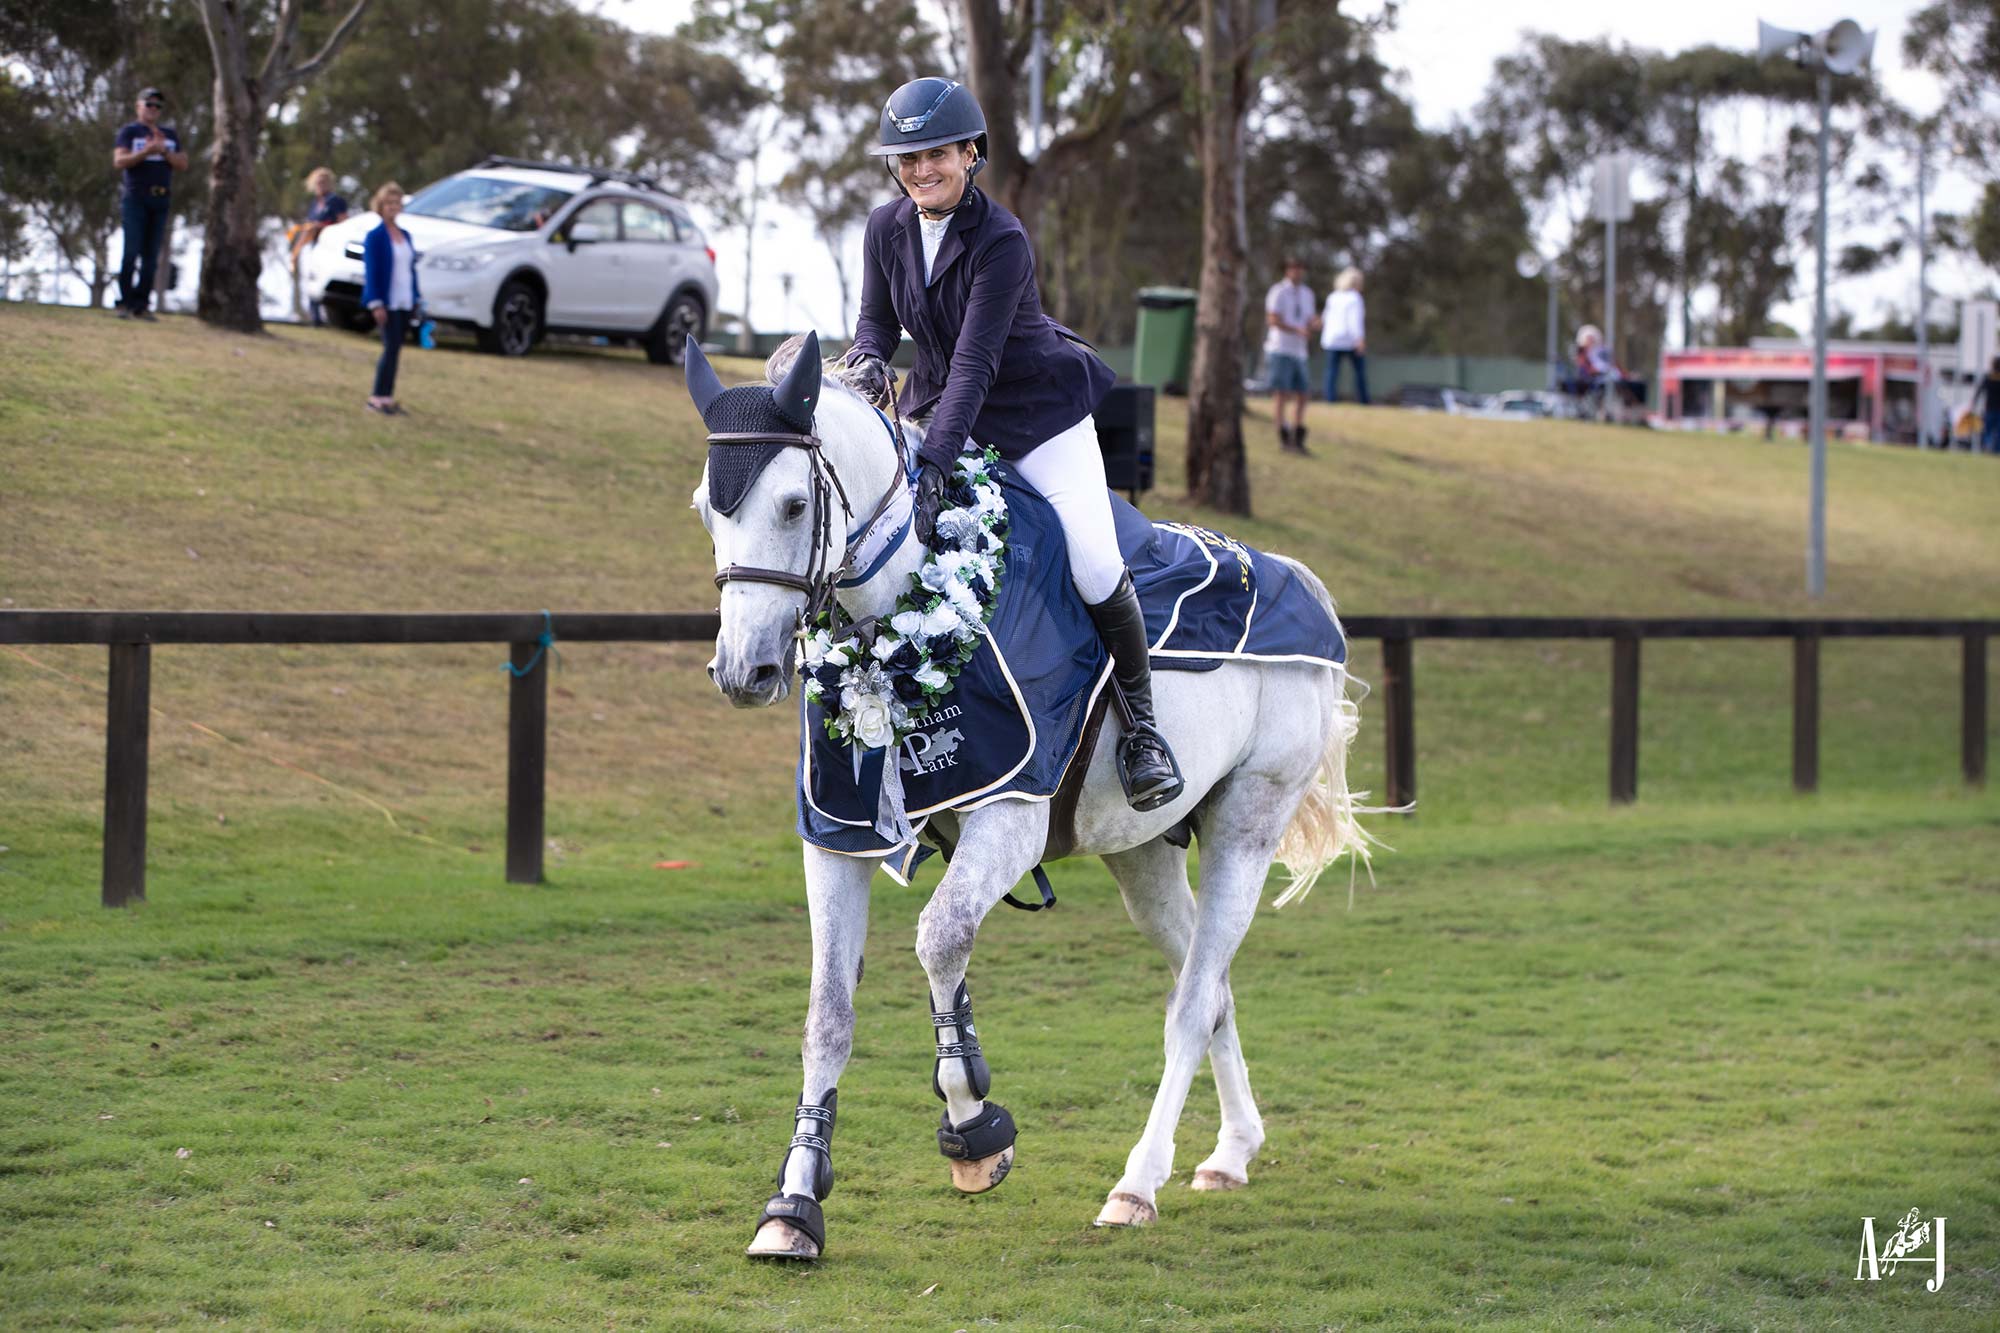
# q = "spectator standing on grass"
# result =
<box><xmin>1319</xmin><ymin>266</ymin><xmax>1369</xmax><ymax>405</ymax></box>
<box><xmin>360</xmin><ymin>182</ymin><xmax>421</xmax><ymax>416</ymax></box>
<box><xmin>1263</xmin><ymin>257</ymin><xmax>1317</xmax><ymax>454</ymax></box>
<box><xmin>292</xmin><ymin>168</ymin><xmax>351</xmax><ymax>325</ymax></box>
<box><xmin>110</xmin><ymin>87</ymin><xmax>187</xmax><ymax>321</ymax></box>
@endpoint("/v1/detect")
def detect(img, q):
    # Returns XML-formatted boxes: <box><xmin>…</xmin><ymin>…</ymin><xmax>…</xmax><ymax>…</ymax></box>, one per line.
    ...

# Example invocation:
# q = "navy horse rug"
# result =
<box><xmin>798</xmin><ymin>465</ymin><xmax>1346</xmax><ymax>861</ymax></box>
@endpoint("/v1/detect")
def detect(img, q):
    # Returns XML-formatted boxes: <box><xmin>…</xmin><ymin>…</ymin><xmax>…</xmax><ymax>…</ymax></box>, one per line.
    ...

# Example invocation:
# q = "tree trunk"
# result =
<box><xmin>88</xmin><ymin>232</ymin><xmax>112</xmax><ymax>309</ymax></box>
<box><xmin>962</xmin><ymin>0</ymin><xmax>1022</xmax><ymax>209</ymax></box>
<box><xmin>197</xmin><ymin>1</ymin><xmax>267</xmax><ymax>332</ymax></box>
<box><xmin>1184</xmin><ymin>0</ymin><xmax>1262</xmax><ymax>516</ymax></box>
<box><xmin>195</xmin><ymin>0</ymin><xmax>371</xmax><ymax>332</ymax></box>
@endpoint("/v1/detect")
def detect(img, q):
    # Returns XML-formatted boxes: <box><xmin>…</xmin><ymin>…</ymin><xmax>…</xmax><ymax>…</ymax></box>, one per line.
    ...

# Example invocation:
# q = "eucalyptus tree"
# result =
<box><xmin>1903</xmin><ymin>0</ymin><xmax>2000</xmax><ymax>267</ymax></box>
<box><xmin>0</xmin><ymin>1</ymin><xmax>209</xmax><ymax>306</ymax></box>
<box><xmin>192</xmin><ymin>0</ymin><xmax>371</xmax><ymax>332</ymax></box>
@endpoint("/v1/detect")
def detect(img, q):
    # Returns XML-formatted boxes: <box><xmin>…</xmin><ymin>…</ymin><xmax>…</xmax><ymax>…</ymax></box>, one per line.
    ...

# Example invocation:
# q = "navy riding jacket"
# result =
<box><xmin>848</xmin><ymin>189</ymin><xmax>1115</xmax><ymax>471</ymax></box>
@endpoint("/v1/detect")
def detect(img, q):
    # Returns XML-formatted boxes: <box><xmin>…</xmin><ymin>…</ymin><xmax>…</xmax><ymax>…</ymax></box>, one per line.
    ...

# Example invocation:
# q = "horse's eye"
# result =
<box><xmin>785</xmin><ymin>498</ymin><xmax>808</xmax><ymax>522</ymax></box>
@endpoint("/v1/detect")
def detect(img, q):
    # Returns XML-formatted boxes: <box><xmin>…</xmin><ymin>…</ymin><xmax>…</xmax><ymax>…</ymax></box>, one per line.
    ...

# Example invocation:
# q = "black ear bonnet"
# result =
<box><xmin>685</xmin><ymin>333</ymin><xmax>822</xmax><ymax>517</ymax></box>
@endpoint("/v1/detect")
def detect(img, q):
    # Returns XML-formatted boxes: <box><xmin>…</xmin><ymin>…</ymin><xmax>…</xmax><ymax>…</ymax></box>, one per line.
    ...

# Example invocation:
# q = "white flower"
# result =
<box><xmin>945</xmin><ymin>580</ymin><xmax>982</xmax><ymax>623</ymax></box>
<box><xmin>919</xmin><ymin>560</ymin><xmax>953</xmax><ymax>593</ymax></box>
<box><xmin>920</xmin><ymin>603</ymin><xmax>969</xmax><ymax>641</ymax></box>
<box><xmin>914</xmin><ymin>662</ymin><xmax>950</xmax><ymax>691</ymax></box>
<box><xmin>802</xmin><ymin>628</ymin><xmax>834</xmax><ymax>667</ymax></box>
<box><xmin>849</xmin><ymin>694</ymin><xmax>896</xmax><ymax>749</ymax></box>
<box><xmin>871</xmin><ymin>634</ymin><xmax>900</xmax><ymax>662</ymax></box>
<box><xmin>804</xmin><ymin>678</ymin><xmax>824</xmax><ymax>702</ymax></box>
<box><xmin>823</xmin><ymin>642</ymin><xmax>851</xmax><ymax>668</ymax></box>
<box><xmin>891</xmin><ymin>610</ymin><xmax>924</xmax><ymax>638</ymax></box>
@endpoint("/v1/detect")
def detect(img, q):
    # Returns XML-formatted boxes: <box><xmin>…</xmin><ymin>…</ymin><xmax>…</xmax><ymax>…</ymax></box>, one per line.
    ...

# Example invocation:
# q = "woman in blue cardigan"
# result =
<box><xmin>842</xmin><ymin>78</ymin><xmax>1180</xmax><ymax>810</ymax></box>
<box><xmin>359</xmin><ymin>181</ymin><xmax>421</xmax><ymax>415</ymax></box>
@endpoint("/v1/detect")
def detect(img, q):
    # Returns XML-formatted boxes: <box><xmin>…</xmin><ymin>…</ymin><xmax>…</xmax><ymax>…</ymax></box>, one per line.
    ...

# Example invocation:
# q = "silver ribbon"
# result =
<box><xmin>873</xmin><ymin>742</ymin><xmax>918</xmax><ymax>847</ymax></box>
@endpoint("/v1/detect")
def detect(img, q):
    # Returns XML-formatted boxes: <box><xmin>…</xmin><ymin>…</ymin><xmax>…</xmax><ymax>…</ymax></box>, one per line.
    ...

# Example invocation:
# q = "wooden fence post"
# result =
<box><xmin>1609</xmin><ymin>635</ymin><xmax>1640</xmax><ymax>804</ymax></box>
<box><xmin>102</xmin><ymin>643</ymin><xmax>151</xmax><ymax>907</ymax></box>
<box><xmin>1966</xmin><ymin>633</ymin><xmax>1988</xmax><ymax>788</ymax></box>
<box><xmin>1381</xmin><ymin>635</ymin><xmax>1415</xmax><ymax>810</ymax></box>
<box><xmin>1792</xmin><ymin>633</ymin><xmax>1820</xmax><ymax>794</ymax></box>
<box><xmin>506</xmin><ymin>641</ymin><xmax>548</xmax><ymax>884</ymax></box>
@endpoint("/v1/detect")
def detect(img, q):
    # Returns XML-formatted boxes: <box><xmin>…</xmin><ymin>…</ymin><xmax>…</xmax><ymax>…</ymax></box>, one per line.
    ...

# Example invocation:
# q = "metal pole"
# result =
<box><xmin>1605</xmin><ymin>212</ymin><xmax>1618</xmax><ymax>370</ymax></box>
<box><xmin>1028</xmin><ymin>0</ymin><xmax>1046</xmax><ymax>160</ymax></box>
<box><xmin>1808</xmin><ymin>69</ymin><xmax>1830</xmax><ymax>599</ymax></box>
<box><xmin>1546</xmin><ymin>267</ymin><xmax>1559</xmax><ymax>392</ymax></box>
<box><xmin>1916</xmin><ymin>128</ymin><xmax>1931</xmax><ymax>449</ymax></box>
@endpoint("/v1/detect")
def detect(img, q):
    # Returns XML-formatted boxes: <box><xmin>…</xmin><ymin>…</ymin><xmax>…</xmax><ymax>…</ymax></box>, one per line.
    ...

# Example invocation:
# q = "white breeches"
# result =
<box><xmin>1011</xmin><ymin>414</ymin><xmax>1126</xmax><ymax>605</ymax></box>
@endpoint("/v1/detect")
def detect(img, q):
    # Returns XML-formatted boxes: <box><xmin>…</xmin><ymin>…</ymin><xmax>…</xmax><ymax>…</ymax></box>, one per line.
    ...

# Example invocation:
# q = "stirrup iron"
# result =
<box><xmin>1108</xmin><ymin>681</ymin><xmax>1185</xmax><ymax>812</ymax></box>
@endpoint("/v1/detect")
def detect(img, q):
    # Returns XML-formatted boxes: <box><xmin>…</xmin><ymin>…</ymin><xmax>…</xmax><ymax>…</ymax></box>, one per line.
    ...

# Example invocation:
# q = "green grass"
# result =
<box><xmin>2</xmin><ymin>804</ymin><xmax>1995</xmax><ymax>1329</ymax></box>
<box><xmin>2</xmin><ymin>303</ymin><xmax>1997</xmax><ymax>1328</ymax></box>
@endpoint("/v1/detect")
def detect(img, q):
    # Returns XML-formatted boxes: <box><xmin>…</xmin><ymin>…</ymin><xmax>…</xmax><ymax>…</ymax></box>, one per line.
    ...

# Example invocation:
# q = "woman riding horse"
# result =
<box><xmin>839</xmin><ymin>76</ymin><xmax>1182</xmax><ymax>812</ymax></box>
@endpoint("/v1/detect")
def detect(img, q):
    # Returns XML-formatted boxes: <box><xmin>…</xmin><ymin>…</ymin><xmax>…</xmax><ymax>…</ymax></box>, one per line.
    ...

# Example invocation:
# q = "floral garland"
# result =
<box><xmin>800</xmin><ymin>445</ymin><xmax>1009</xmax><ymax>752</ymax></box>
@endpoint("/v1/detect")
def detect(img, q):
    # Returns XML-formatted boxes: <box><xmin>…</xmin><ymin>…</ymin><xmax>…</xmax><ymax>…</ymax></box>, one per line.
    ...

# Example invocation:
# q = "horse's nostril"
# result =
<box><xmin>748</xmin><ymin>664</ymin><xmax>780</xmax><ymax>691</ymax></box>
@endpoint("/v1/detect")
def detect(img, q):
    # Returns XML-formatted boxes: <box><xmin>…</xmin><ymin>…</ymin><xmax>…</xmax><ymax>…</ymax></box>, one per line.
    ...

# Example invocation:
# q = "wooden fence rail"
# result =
<box><xmin>1</xmin><ymin>611</ymin><xmax>1991</xmax><ymax>907</ymax></box>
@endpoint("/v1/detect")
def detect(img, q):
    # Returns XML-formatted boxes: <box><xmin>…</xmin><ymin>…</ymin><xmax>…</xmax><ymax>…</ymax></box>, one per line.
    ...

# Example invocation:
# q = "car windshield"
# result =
<box><xmin>403</xmin><ymin>176</ymin><xmax>573</xmax><ymax>232</ymax></box>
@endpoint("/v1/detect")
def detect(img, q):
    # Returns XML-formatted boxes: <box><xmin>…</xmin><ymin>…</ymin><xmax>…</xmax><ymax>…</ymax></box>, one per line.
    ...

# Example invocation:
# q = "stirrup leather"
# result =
<box><xmin>930</xmin><ymin>980</ymin><xmax>991</xmax><ymax>1103</ymax></box>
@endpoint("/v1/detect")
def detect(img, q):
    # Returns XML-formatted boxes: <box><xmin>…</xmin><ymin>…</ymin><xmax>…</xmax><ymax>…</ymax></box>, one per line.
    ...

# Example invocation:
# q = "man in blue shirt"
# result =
<box><xmin>110</xmin><ymin>87</ymin><xmax>188</xmax><ymax>321</ymax></box>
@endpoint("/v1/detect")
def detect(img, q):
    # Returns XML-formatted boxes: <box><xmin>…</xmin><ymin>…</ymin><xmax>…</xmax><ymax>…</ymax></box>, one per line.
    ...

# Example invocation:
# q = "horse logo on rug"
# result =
<box><xmin>900</xmin><ymin>725</ymin><xmax>965</xmax><ymax>776</ymax></box>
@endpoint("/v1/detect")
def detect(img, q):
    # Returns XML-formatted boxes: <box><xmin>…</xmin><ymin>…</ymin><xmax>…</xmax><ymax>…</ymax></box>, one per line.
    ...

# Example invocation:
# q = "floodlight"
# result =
<box><xmin>1756</xmin><ymin>19</ymin><xmax>1809</xmax><ymax>61</ymax></box>
<box><xmin>1818</xmin><ymin>18</ymin><xmax>1876</xmax><ymax>74</ymax></box>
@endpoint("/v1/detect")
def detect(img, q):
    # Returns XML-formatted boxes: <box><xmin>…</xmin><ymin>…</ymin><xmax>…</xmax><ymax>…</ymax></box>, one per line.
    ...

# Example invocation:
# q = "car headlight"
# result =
<box><xmin>425</xmin><ymin>250</ymin><xmax>499</xmax><ymax>272</ymax></box>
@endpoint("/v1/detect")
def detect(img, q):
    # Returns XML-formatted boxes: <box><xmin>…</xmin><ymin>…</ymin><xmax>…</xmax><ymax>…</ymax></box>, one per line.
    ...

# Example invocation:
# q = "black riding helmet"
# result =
<box><xmin>868</xmin><ymin>77</ymin><xmax>987</xmax><ymax>211</ymax></box>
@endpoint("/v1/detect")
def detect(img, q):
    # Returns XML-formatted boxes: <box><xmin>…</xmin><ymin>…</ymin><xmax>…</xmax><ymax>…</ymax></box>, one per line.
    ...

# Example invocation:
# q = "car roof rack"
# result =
<box><xmin>474</xmin><ymin>155</ymin><xmax>666</xmax><ymax>194</ymax></box>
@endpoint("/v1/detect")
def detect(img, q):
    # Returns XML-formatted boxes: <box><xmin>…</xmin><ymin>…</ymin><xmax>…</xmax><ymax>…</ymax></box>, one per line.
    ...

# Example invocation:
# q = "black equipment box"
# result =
<box><xmin>1095</xmin><ymin>383</ymin><xmax>1156</xmax><ymax>501</ymax></box>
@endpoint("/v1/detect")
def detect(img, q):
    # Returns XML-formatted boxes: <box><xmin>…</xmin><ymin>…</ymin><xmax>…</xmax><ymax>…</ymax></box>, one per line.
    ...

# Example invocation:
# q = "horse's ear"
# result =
<box><xmin>774</xmin><ymin>330</ymin><xmax>820</xmax><ymax>429</ymax></box>
<box><xmin>684</xmin><ymin>336</ymin><xmax>724</xmax><ymax>418</ymax></box>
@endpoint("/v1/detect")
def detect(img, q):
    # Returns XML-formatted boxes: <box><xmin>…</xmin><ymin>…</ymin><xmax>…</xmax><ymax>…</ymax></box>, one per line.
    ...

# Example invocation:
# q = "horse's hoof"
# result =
<box><xmin>1190</xmin><ymin>1168</ymin><xmax>1247</xmax><ymax>1191</ymax></box>
<box><xmin>745</xmin><ymin>1218</ymin><xmax>820</xmax><ymax>1261</ymax></box>
<box><xmin>947</xmin><ymin>1144</ymin><xmax>1013</xmax><ymax>1194</ymax></box>
<box><xmin>1093</xmin><ymin>1191</ymin><xmax>1158</xmax><ymax>1227</ymax></box>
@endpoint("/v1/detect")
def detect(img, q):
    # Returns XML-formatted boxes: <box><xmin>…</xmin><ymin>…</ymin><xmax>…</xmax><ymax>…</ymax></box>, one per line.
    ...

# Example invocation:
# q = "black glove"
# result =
<box><xmin>838</xmin><ymin>347</ymin><xmax>893</xmax><ymax>406</ymax></box>
<box><xmin>913</xmin><ymin>460</ymin><xmax>948</xmax><ymax>548</ymax></box>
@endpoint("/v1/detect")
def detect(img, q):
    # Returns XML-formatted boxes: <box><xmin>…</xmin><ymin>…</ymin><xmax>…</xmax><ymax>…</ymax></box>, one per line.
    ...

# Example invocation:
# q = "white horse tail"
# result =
<box><xmin>1265</xmin><ymin>554</ymin><xmax>1393</xmax><ymax>909</ymax></box>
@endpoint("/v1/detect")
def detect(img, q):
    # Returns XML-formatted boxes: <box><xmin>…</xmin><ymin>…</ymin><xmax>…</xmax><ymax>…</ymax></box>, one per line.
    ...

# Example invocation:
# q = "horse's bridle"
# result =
<box><xmin>707</xmin><ymin>390</ymin><xmax>915</xmax><ymax>642</ymax></box>
<box><xmin>708</xmin><ymin>428</ymin><xmax>854</xmax><ymax>631</ymax></box>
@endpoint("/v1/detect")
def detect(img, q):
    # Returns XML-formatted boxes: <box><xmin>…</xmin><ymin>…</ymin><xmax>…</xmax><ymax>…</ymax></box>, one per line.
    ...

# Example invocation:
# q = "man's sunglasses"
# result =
<box><xmin>143</xmin><ymin>100</ymin><xmax>163</xmax><ymax>109</ymax></box>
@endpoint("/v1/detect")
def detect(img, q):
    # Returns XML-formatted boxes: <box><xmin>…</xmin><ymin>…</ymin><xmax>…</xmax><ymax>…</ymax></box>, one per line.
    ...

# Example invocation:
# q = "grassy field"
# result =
<box><xmin>2</xmin><ymin>302</ymin><xmax>1997</xmax><ymax>1328</ymax></box>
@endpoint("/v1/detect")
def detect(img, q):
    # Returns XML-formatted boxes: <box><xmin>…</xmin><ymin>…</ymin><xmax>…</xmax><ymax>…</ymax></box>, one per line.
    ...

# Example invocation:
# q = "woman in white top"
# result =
<box><xmin>1319</xmin><ymin>266</ymin><xmax>1369</xmax><ymax>405</ymax></box>
<box><xmin>360</xmin><ymin>181</ymin><xmax>422</xmax><ymax>415</ymax></box>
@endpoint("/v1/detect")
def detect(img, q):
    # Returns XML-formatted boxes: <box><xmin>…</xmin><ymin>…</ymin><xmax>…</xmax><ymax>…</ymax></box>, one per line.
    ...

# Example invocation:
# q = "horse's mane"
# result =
<box><xmin>764</xmin><ymin>335</ymin><xmax>897</xmax><ymax>415</ymax></box>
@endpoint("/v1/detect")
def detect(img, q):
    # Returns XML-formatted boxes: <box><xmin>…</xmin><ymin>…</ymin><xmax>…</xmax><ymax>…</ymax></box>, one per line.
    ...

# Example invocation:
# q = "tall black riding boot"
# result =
<box><xmin>1086</xmin><ymin>570</ymin><xmax>1185</xmax><ymax>811</ymax></box>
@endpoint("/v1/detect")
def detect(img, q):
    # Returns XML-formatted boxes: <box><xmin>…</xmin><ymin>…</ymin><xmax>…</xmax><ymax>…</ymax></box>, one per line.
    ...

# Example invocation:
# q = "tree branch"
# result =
<box><xmin>256</xmin><ymin>0</ymin><xmax>302</xmax><ymax>92</ymax></box>
<box><xmin>269</xmin><ymin>0</ymin><xmax>371</xmax><ymax>103</ymax></box>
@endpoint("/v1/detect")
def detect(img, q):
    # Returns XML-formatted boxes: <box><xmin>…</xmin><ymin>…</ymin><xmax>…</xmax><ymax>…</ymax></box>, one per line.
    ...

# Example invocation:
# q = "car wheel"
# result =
<box><xmin>645</xmin><ymin>292</ymin><xmax>705</xmax><ymax>365</ymax></box>
<box><xmin>480</xmin><ymin>279</ymin><xmax>543</xmax><ymax>357</ymax></box>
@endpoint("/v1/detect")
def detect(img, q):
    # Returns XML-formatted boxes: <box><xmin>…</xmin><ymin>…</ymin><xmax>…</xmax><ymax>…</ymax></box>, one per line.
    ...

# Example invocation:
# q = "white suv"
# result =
<box><xmin>301</xmin><ymin>157</ymin><xmax>717</xmax><ymax>363</ymax></box>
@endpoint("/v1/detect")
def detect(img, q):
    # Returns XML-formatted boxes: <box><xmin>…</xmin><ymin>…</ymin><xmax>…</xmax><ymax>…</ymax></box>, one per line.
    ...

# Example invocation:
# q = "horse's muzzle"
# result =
<box><xmin>709</xmin><ymin>655</ymin><xmax>791</xmax><ymax>709</ymax></box>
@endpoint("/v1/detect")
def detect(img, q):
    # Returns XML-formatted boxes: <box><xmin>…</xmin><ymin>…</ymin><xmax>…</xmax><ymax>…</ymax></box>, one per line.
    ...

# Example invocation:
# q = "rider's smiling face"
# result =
<box><xmin>896</xmin><ymin>144</ymin><xmax>974</xmax><ymax>214</ymax></box>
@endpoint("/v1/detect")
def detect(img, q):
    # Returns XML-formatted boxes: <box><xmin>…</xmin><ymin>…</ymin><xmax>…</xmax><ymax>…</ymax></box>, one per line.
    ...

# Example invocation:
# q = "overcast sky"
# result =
<box><xmin>600</xmin><ymin>0</ymin><xmax>1984</xmax><ymax>349</ymax></box>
